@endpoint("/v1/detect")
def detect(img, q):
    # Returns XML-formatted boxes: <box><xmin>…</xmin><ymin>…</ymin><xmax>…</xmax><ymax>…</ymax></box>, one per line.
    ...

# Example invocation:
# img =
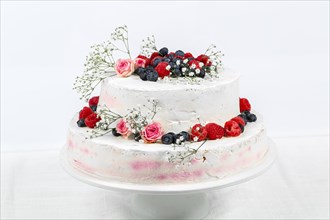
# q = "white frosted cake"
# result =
<box><xmin>64</xmin><ymin>26</ymin><xmax>269</xmax><ymax>184</ymax></box>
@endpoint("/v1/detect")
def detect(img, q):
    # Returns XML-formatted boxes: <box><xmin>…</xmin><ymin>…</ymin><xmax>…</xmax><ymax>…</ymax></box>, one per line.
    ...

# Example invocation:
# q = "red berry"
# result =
<box><xmin>231</xmin><ymin>116</ymin><xmax>246</xmax><ymax>126</ymax></box>
<box><xmin>188</xmin><ymin>60</ymin><xmax>202</xmax><ymax>69</ymax></box>
<box><xmin>184</xmin><ymin>52</ymin><xmax>194</xmax><ymax>59</ymax></box>
<box><xmin>149</xmin><ymin>52</ymin><xmax>160</xmax><ymax>60</ymax></box>
<box><xmin>205</xmin><ymin>123</ymin><xmax>225</xmax><ymax>140</ymax></box>
<box><xmin>79</xmin><ymin>107</ymin><xmax>93</xmax><ymax>119</ymax></box>
<box><xmin>89</xmin><ymin>96</ymin><xmax>99</xmax><ymax>107</ymax></box>
<box><xmin>137</xmin><ymin>55</ymin><xmax>150</xmax><ymax>66</ymax></box>
<box><xmin>196</xmin><ymin>54</ymin><xmax>209</xmax><ymax>64</ymax></box>
<box><xmin>239</xmin><ymin>98</ymin><xmax>251</xmax><ymax>113</ymax></box>
<box><xmin>224</xmin><ymin>121</ymin><xmax>241</xmax><ymax>137</ymax></box>
<box><xmin>155</xmin><ymin>62</ymin><xmax>171</xmax><ymax>78</ymax></box>
<box><xmin>85</xmin><ymin>113</ymin><xmax>101</xmax><ymax>128</ymax></box>
<box><xmin>191</xmin><ymin>124</ymin><xmax>208</xmax><ymax>141</ymax></box>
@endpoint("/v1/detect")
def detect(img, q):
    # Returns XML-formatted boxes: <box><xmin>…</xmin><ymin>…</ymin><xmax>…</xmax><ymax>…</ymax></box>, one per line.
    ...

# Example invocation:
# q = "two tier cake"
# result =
<box><xmin>64</xmin><ymin>26</ymin><xmax>269</xmax><ymax>184</ymax></box>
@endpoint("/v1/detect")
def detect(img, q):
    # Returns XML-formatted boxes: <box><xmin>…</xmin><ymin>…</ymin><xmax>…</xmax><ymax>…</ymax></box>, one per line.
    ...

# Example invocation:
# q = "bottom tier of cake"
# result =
<box><xmin>64</xmin><ymin>113</ymin><xmax>269</xmax><ymax>184</ymax></box>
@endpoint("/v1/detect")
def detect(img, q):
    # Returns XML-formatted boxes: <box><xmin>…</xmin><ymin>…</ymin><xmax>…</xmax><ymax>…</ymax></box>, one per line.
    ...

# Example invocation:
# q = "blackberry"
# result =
<box><xmin>146</xmin><ymin>70</ymin><xmax>158</xmax><ymax>82</ymax></box>
<box><xmin>161</xmin><ymin>132</ymin><xmax>175</xmax><ymax>145</ymax></box>
<box><xmin>179</xmin><ymin>131</ymin><xmax>190</xmax><ymax>141</ymax></box>
<box><xmin>247</xmin><ymin>113</ymin><xmax>257</xmax><ymax>122</ymax></box>
<box><xmin>90</xmin><ymin>105</ymin><xmax>97</xmax><ymax>112</ymax></box>
<box><xmin>159</xmin><ymin>47</ymin><xmax>169</xmax><ymax>56</ymax></box>
<box><xmin>112</xmin><ymin>128</ymin><xmax>121</xmax><ymax>137</ymax></box>
<box><xmin>134</xmin><ymin>133</ymin><xmax>142</xmax><ymax>142</ymax></box>
<box><xmin>139</xmin><ymin>71</ymin><xmax>148</xmax><ymax>81</ymax></box>
<box><xmin>175</xmin><ymin>50</ymin><xmax>185</xmax><ymax>57</ymax></box>
<box><xmin>77</xmin><ymin>119</ymin><xmax>86</xmax><ymax>127</ymax></box>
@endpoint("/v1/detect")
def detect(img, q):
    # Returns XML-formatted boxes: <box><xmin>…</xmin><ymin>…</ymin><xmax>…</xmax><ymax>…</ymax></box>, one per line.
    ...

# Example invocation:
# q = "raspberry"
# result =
<box><xmin>239</xmin><ymin>98</ymin><xmax>251</xmax><ymax>113</ymax></box>
<box><xmin>85</xmin><ymin>112</ymin><xmax>101</xmax><ymax>128</ymax></box>
<box><xmin>224</xmin><ymin>121</ymin><xmax>242</xmax><ymax>137</ymax></box>
<box><xmin>149</xmin><ymin>52</ymin><xmax>160</xmax><ymax>61</ymax></box>
<box><xmin>89</xmin><ymin>96</ymin><xmax>99</xmax><ymax>107</ymax></box>
<box><xmin>196</xmin><ymin>54</ymin><xmax>210</xmax><ymax>65</ymax></box>
<box><xmin>231</xmin><ymin>116</ymin><xmax>246</xmax><ymax>126</ymax></box>
<box><xmin>184</xmin><ymin>52</ymin><xmax>194</xmax><ymax>59</ymax></box>
<box><xmin>205</xmin><ymin>123</ymin><xmax>225</xmax><ymax>140</ymax></box>
<box><xmin>155</xmin><ymin>62</ymin><xmax>171</xmax><ymax>78</ymax></box>
<box><xmin>190</xmin><ymin>124</ymin><xmax>208</xmax><ymax>141</ymax></box>
<box><xmin>137</xmin><ymin>55</ymin><xmax>150</xmax><ymax>66</ymax></box>
<box><xmin>79</xmin><ymin>107</ymin><xmax>93</xmax><ymax>119</ymax></box>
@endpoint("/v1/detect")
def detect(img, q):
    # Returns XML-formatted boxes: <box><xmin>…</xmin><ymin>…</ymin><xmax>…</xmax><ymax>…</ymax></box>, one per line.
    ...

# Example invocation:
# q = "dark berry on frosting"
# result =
<box><xmin>146</xmin><ymin>70</ymin><xmax>159</xmax><ymax>82</ymax></box>
<box><xmin>238</xmin><ymin>114</ymin><xmax>248</xmax><ymax>124</ymax></box>
<box><xmin>112</xmin><ymin>128</ymin><xmax>121</xmax><ymax>137</ymax></box>
<box><xmin>135</xmin><ymin>67</ymin><xmax>146</xmax><ymax>76</ymax></box>
<box><xmin>90</xmin><ymin>105</ymin><xmax>97</xmax><ymax>112</ymax></box>
<box><xmin>197</xmin><ymin>68</ymin><xmax>205</xmax><ymax>78</ymax></box>
<box><xmin>175</xmin><ymin>50</ymin><xmax>185</xmax><ymax>57</ymax></box>
<box><xmin>139</xmin><ymin>71</ymin><xmax>148</xmax><ymax>81</ymax></box>
<box><xmin>159</xmin><ymin>47</ymin><xmax>169</xmax><ymax>56</ymax></box>
<box><xmin>172</xmin><ymin>69</ymin><xmax>181</xmax><ymax>78</ymax></box>
<box><xmin>161</xmin><ymin>133</ymin><xmax>175</xmax><ymax>145</ymax></box>
<box><xmin>242</xmin><ymin>110</ymin><xmax>251</xmax><ymax>117</ymax></box>
<box><xmin>77</xmin><ymin>119</ymin><xmax>86</xmax><ymax>127</ymax></box>
<box><xmin>151</xmin><ymin>57</ymin><xmax>162</xmax><ymax>67</ymax></box>
<box><xmin>239</xmin><ymin>124</ymin><xmax>244</xmax><ymax>133</ymax></box>
<box><xmin>134</xmin><ymin>133</ymin><xmax>142</xmax><ymax>142</ymax></box>
<box><xmin>163</xmin><ymin>58</ymin><xmax>171</xmax><ymax>63</ymax></box>
<box><xmin>247</xmin><ymin>113</ymin><xmax>257</xmax><ymax>122</ymax></box>
<box><xmin>179</xmin><ymin>131</ymin><xmax>190</xmax><ymax>141</ymax></box>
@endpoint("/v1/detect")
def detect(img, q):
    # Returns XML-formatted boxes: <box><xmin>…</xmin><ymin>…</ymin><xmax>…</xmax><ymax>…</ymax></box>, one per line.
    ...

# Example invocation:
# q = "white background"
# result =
<box><xmin>1</xmin><ymin>1</ymin><xmax>329</xmax><ymax>152</ymax></box>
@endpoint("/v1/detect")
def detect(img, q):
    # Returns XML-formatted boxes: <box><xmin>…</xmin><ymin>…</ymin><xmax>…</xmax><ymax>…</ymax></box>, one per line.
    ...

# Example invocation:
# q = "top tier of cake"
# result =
<box><xmin>99</xmin><ymin>69</ymin><xmax>240</xmax><ymax>132</ymax></box>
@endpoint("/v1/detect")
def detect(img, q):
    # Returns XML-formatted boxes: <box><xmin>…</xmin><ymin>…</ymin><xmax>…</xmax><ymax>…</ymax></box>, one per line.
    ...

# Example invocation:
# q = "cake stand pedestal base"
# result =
<box><xmin>131</xmin><ymin>193</ymin><xmax>209</xmax><ymax>219</ymax></box>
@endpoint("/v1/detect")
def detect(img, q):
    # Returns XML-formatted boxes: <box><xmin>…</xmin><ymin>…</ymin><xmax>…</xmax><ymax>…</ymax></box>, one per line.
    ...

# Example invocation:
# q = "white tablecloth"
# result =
<box><xmin>1</xmin><ymin>136</ymin><xmax>329</xmax><ymax>219</ymax></box>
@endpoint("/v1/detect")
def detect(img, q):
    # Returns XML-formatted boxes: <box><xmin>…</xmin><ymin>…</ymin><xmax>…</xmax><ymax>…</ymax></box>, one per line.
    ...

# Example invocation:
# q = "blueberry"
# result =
<box><xmin>197</xmin><ymin>69</ymin><xmax>205</xmax><ymax>78</ymax></box>
<box><xmin>238</xmin><ymin>114</ymin><xmax>248</xmax><ymax>125</ymax></box>
<box><xmin>175</xmin><ymin>50</ymin><xmax>185</xmax><ymax>57</ymax></box>
<box><xmin>77</xmin><ymin>119</ymin><xmax>86</xmax><ymax>127</ymax></box>
<box><xmin>172</xmin><ymin>69</ymin><xmax>181</xmax><ymax>78</ymax></box>
<box><xmin>134</xmin><ymin>133</ymin><xmax>142</xmax><ymax>142</ymax></box>
<box><xmin>161</xmin><ymin>132</ymin><xmax>175</xmax><ymax>145</ymax></box>
<box><xmin>90</xmin><ymin>105</ymin><xmax>97</xmax><ymax>112</ymax></box>
<box><xmin>179</xmin><ymin>131</ymin><xmax>190</xmax><ymax>141</ymax></box>
<box><xmin>112</xmin><ymin>128</ymin><xmax>121</xmax><ymax>137</ymax></box>
<box><xmin>163</xmin><ymin>58</ymin><xmax>171</xmax><ymax>63</ymax></box>
<box><xmin>152</xmin><ymin>58</ymin><xmax>162</xmax><ymax>67</ymax></box>
<box><xmin>146</xmin><ymin>65</ymin><xmax>154</xmax><ymax>70</ymax></box>
<box><xmin>167</xmin><ymin>54</ymin><xmax>175</xmax><ymax>59</ymax></box>
<box><xmin>146</xmin><ymin>70</ymin><xmax>158</xmax><ymax>82</ymax></box>
<box><xmin>242</xmin><ymin>111</ymin><xmax>251</xmax><ymax>117</ymax></box>
<box><xmin>159</xmin><ymin>47</ymin><xmax>169</xmax><ymax>56</ymax></box>
<box><xmin>139</xmin><ymin>71</ymin><xmax>148</xmax><ymax>81</ymax></box>
<box><xmin>247</xmin><ymin>113</ymin><xmax>257</xmax><ymax>122</ymax></box>
<box><xmin>135</xmin><ymin>67</ymin><xmax>146</xmax><ymax>76</ymax></box>
<box><xmin>239</xmin><ymin>124</ymin><xmax>244</xmax><ymax>133</ymax></box>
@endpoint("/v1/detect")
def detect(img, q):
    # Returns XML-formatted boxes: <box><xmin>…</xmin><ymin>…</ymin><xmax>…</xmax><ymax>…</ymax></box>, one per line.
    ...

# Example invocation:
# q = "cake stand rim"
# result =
<box><xmin>60</xmin><ymin>138</ymin><xmax>276</xmax><ymax>195</ymax></box>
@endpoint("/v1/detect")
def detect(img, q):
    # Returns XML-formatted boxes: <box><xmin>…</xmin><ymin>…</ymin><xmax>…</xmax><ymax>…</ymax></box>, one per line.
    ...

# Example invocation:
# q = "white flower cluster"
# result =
<box><xmin>167</xmin><ymin>140</ymin><xmax>208</xmax><ymax>164</ymax></box>
<box><xmin>140</xmin><ymin>35</ymin><xmax>157</xmax><ymax>57</ymax></box>
<box><xmin>73</xmin><ymin>25</ymin><xmax>131</xmax><ymax>100</ymax></box>
<box><xmin>205</xmin><ymin>44</ymin><xmax>224</xmax><ymax>74</ymax></box>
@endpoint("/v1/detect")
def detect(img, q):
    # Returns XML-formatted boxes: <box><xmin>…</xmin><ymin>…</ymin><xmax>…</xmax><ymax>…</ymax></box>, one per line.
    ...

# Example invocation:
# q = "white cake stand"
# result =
<box><xmin>60</xmin><ymin>139</ymin><xmax>276</xmax><ymax>219</ymax></box>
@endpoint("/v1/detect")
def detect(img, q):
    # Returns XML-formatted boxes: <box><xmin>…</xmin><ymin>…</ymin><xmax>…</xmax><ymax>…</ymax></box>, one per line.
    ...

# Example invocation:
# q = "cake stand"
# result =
<box><xmin>60</xmin><ymin>139</ymin><xmax>276</xmax><ymax>219</ymax></box>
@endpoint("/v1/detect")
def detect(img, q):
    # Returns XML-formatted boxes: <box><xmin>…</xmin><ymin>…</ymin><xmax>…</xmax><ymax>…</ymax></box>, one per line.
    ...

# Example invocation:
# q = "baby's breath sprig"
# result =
<box><xmin>168</xmin><ymin>139</ymin><xmax>208</xmax><ymax>164</ymax></box>
<box><xmin>140</xmin><ymin>35</ymin><xmax>157</xmax><ymax>57</ymax></box>
<box><xmin>205</xmin><ymin>44</ymin><xmax>224</xmax><ymax>74</ymax></box>
<box><xmin>74</xmin><ymin>25</ymin><xmax>131</xmax><ymax>101</ymax></box>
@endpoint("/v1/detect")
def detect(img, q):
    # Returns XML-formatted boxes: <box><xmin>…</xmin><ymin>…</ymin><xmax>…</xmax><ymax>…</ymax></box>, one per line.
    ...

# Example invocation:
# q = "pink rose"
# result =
<box><xmin>134</xmin><ymin>58</ymin><xmax>147</xmax><ymax>68</ymax></box>
<box><xmin>141</xmin><ymin>122</ymin><xmax>164</xmax><ymax>143</ymax></box>
<box><xmin>115</xmin><ymin>59</ymin><xmax>135</xmax><ymax>77</ymax></box>
<box><xmin>116</xmin><ymin>119</ymin><xmax>131</xmax><ymax>138</ymax></box>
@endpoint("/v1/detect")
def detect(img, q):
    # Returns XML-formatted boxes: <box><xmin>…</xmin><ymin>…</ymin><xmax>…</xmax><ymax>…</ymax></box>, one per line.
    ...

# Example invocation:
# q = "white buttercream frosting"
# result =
<box><xmin>98</xmin><ymin>69</ymin><xmax>240</xmax><ymax>132</ymax></box>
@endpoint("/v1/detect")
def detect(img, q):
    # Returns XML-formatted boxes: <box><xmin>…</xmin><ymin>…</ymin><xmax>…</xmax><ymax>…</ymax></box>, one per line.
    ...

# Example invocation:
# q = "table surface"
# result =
<box><xmin>1</xmin><ymin>136</ymin><xmax>329</xmax><ymax>219</ymax></box>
